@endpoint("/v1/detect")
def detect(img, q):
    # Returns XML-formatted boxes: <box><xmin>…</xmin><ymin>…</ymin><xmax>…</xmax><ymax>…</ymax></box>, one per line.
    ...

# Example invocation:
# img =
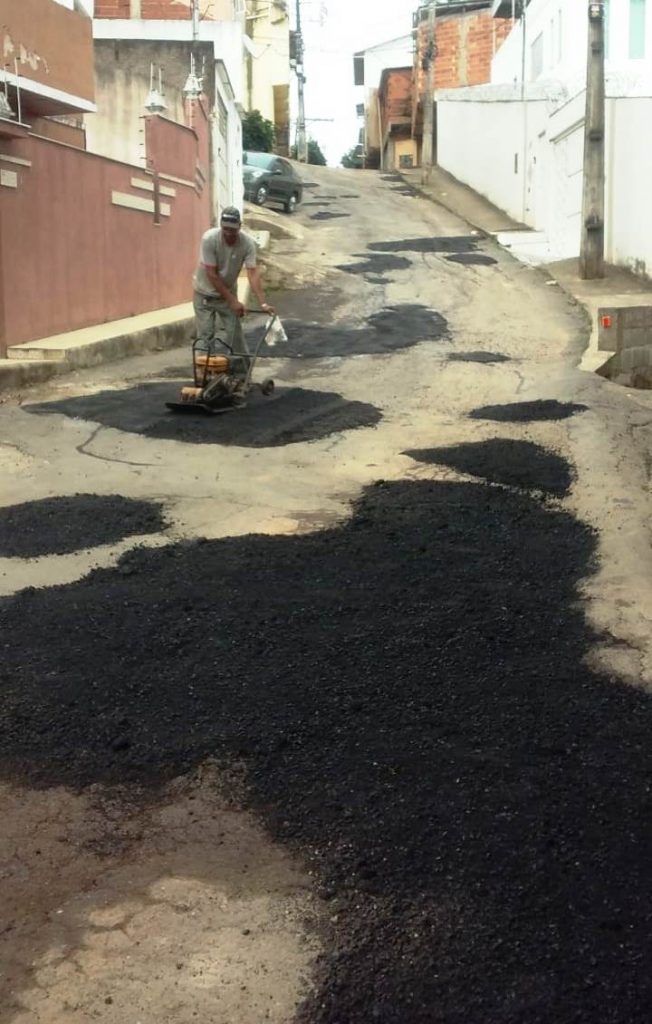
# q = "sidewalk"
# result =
<box><xmin>401</xmin><ymin>166</ymin><xmax>652</xmax><ymax>376</ymax></box>
<box><xmin>0</xmin><ymin>230</ymin><xmax>270</xmax><ymax>393</ymax></box>
<box><xmin>400</xmin><ymin>165</ymin><xmax>525</xmax><ymax>235</ymax></box>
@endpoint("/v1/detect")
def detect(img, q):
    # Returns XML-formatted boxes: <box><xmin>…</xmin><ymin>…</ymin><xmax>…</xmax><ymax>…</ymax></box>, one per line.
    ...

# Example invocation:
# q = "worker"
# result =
<box><xmin>192</xmin><ymin>206</ymin><xmax>275</xmax><ymax>374</ymax></box>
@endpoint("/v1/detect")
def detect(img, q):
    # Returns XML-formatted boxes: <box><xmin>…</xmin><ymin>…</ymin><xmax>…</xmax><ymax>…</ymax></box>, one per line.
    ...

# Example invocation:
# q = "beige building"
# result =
<box><xmin>245</xmin><ymin>0</ymin><xmax>291</xmax><ymax>154</ymax></box>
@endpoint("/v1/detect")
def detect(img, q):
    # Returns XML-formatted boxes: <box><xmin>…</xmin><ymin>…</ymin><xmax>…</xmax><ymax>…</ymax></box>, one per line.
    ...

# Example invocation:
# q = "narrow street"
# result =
<box><xmin>1</xmin><ymin>166</ymin><xmax>652</xmax><ymax>1022</ymax></box>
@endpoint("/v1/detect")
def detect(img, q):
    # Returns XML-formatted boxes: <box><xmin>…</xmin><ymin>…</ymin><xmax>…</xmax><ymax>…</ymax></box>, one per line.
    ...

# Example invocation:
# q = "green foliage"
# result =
<box><xmin>307</xmin><ymin>138</ymin><xmax>327</xmax><ymax>166</ymax></box>
<box><xmin>290</xmin><ymin>137</ymin><xmax>328</xmax><ymax>166</ymax></box>
<box><xmin>242</xmin><ymin>110</ymin><xmax>275</xmax><ymax>153</ymax></box>
<box><xmin>341</xmin><ymin>146</ymin><xmax>363</xmax><ymax>169</ymax></box>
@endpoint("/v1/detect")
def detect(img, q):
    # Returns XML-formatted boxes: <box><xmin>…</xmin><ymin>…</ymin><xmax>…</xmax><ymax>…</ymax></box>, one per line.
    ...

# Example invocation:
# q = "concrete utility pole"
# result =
<box><xmin>421</xmin><ymin>0</ymin><xmax>437</xmax><ymax>185</ymax></box>
<box><xmin>295</xmin><ymin>0</ymin><xmax>308</xmax><ymax>163</ymax></box>
<box><xmin>520</xmin><ymin>0</ymin><xmax>528</xmax><ymax>222</ymax></box>
<box><xmin>191</xmin><ymin>0</ymin><xmax>200</xmax><ymax>42</ymax></box>
<box><xmin>579</xmin><ymin>2</ymin><xmax>606</xmax><ymax>279</ymax></box>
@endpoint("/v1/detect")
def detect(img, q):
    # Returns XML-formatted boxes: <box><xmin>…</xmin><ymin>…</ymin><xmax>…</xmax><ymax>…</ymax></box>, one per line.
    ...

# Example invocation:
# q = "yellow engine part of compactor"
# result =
<box><xmin>195</xmin><ymin>354</ymin><xmax>230</xmax><ymax>375</ymax></box>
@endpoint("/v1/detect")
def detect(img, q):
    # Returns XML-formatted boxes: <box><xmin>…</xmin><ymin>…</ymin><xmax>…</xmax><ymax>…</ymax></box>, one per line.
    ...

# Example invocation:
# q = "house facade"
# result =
<box><xmin>245</xmin><ymin>1</ymin><xmax>291</xmax><ymax>155</ymax></box>
<box><xmin>491</xmin><ymin>0</ymin><xmax>651</xmax><ymax>85</ymax></box>
<box><xmin>437</xmin><ymin>0</ymin><xmax>652</xmax><ymax>277</ymax></box>
<box><xmin>412</xmin><ymin>0</ymin><xmax>513</xmax><ymax>158</ymax></box>
<box><xmin>378</xmin><ymin>67</ymin><xmax>416</xmax><ymax>171</ymax></box>
<box><xmin>90</xmin><ymin>0</ymin><xmax>246</xmax><ymax>214</ymax></box>
<box><xmin>354</xmin><ymin>3</ymin><xmax>512</xmax><ymax>170</ymax></box>
<box><xmin>353</xmin><ymin>34</ymin><xmax>414</xmax><ymax>167</ymax></box>
<box><xmin>0</xmin><ymin>0</ymin><xmax>95</xmax><ymax>125</ymax></box>
<box><xmin>0</xmin><ymin>0</ymin><xmax>210</xmax><ymax>354</ymax></box>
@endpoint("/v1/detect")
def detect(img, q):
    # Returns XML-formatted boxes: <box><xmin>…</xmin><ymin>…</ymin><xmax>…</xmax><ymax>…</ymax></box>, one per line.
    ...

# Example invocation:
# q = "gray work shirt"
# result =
<box><xmin>193</xmin><ymin>228</ymin><xmax>257</xmax><ymax>298</ymax></box>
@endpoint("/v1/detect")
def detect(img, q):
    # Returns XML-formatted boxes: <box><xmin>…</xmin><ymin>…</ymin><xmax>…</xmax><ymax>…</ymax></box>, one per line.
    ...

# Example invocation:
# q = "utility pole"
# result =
<box><xmin>579</xmin><ymin>1</ymin><xmax>606</xmax><ymax>279</ymax></box>
<box><xmin>295</xmin><ymin>0</ymin><xmax>308</xmax><ymax>163</ymax></box>
<box><xmin>520</xmin><ymin>0</ymin><xmax>528</xmax><ymax>222</ymax></box>
<box><xmin>191</xmin><ymin>0</ymin><xmax>199</xmax><ymax>42</ymax></box>
<box><xmin>421</xmin><ymin>1</ymin><xmax>437</xmax><ymax>185</ymax></box>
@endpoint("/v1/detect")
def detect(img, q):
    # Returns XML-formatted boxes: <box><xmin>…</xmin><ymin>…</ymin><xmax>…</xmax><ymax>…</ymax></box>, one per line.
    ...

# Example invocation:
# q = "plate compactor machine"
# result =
<box><xmin>166</xmin><ymin>312</ymin><xmax>287</xmax><ymax>415</ymax></box>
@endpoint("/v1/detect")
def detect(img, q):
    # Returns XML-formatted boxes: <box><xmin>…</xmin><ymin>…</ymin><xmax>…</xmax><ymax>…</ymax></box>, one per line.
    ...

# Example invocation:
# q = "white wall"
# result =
<box><xmin>492</xmin><ymin>0</ymin><xmax>652</xmax><ymax>86</ymax></box>
<box><xmin>437</xmin><ymin>83</ymin><xmax>550</xmax><ymax>227</ymax></box>
<box><xmin>214</xmin><ymin>70</ymin><xmax>243</xmax><ymax>212</ymax></box>
<box><xmin>607</xmin><ymin>96</ymin><xmax>652</xmax><ymax>275</ymax></box>
<box><xmin>438</xmin><ymin>81</ymin><xmax>652</xmax><ymax>277</ymax></box>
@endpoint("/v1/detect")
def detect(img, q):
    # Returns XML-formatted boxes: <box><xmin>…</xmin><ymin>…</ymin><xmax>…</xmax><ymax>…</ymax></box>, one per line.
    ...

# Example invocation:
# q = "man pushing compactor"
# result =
<box><xmin>192</xmin><ymin>206</ymin><xmax>275</xmax><ymax>373</ymax></box>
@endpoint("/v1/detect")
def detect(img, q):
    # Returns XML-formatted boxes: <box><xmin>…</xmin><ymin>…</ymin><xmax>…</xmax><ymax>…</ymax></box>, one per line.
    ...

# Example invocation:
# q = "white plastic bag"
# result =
<box><xmin>266</xmin><ymin>317</ymin><xmax>289</xmax><ymax>348</ymax></box>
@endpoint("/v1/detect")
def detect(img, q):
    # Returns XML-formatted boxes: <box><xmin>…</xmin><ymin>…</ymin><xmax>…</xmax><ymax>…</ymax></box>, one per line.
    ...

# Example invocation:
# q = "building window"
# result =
<box><xmin>531</xmin><ymin>32</ymin><xmax>544</xmax><ymax>80</ymax></box>
<box><xmin>630</xmin><ymin>0</ymin><xmax>647</xmax><ymax>58</ymax></box>
<box><xmin>217</xmin><ymin>94</ymin><xmax>228</xmax><ymax>139</ymax></box>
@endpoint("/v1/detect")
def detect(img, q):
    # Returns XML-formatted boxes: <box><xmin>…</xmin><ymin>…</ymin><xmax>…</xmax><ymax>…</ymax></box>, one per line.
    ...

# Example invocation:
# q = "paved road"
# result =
<box><xmin>1</xmin><ymin>168</ymin><xmax>652</xmax><ymax>1023</ymax></box>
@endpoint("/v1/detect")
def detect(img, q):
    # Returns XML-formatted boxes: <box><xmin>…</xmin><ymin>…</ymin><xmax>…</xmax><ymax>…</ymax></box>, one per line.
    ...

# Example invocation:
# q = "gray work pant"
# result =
<box><xmin>193</xmin><ymin>292</ymin><xmax>249</xmax><ymax>375</ymax></box>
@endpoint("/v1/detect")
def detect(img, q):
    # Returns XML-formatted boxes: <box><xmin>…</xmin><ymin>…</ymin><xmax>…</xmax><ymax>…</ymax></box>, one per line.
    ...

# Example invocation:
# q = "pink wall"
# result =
<box><xmin>0</xmin><ymin>102</ymin><xmax>210</xmax><ymax>354</ymax></box>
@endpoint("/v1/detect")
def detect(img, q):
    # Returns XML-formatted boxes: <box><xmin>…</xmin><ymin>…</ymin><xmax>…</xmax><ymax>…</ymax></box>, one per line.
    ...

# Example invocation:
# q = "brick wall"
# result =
<box><xmin>0</xmin><ymin>98</ymin><xmax>210</xmax><ymax>352</ymax></box>
<box><xmin>94</xmin><ymin>0</ymin><xmax>220</xmax><ymax>19</ymax></box>
<box><xmin>380</xmin><ymin>67</ymin><xmax>413</xmax><ymax>131</ymax></box>
<box><xmin>94</xmin><ymin>0</ymin><xmax>131</xmax><ymax>15</ymax></box>
<box><xmin>414</xmin><ymin>10</ymin><xmax>513</xmax><ymax>96</ymax></box>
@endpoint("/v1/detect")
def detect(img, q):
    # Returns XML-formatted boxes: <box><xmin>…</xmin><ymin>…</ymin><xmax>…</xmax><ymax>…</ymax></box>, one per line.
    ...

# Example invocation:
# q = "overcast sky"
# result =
<box><xmin>298</xmin><ymin>0</ymin><xmax>416</xmax><ymax>165</ymax></box>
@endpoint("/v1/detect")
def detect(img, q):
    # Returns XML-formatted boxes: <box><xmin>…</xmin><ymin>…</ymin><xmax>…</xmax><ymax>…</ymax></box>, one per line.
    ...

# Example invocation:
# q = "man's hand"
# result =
<box><xmin>229</xmin><ymin>298</ymin><xmax>246</xmax><ymax>318</ymax></box>
<box><xmin>261</xmin><ymin>302</ymin><xmax>276</xmax><ymax>316</ymax></box>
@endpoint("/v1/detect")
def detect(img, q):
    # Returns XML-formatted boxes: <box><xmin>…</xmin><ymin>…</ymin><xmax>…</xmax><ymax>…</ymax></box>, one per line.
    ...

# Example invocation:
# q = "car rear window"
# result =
<box><xmin>244</xmin><ymin>152</ymin><xmax>276</xmax><ymax>170</ymax></box>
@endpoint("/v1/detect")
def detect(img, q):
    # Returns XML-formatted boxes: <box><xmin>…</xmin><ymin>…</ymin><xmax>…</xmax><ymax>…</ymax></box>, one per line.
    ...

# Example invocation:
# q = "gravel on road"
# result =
<box><xmin>1</xmin><ymin>478</ymin><xmax>650</xmax><ymax>1023</ymax></box>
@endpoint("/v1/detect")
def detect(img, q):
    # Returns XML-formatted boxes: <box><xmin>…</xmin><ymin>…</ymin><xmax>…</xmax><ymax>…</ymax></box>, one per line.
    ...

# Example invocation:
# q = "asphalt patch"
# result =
<box><xmin>390</xmin><ymin>185</ymin><xmax>419</xmax><ymax>197</ymax></box>
<box><xmin>303</xmin><ymin>201</ymin><xmax>334</xmax><ymax>207</ymax></box>
<box><xmin>339</xmin><ymin>194</ymin><xmax>360</xmax><ymax>199</ymax></box>
<box><xmin>258</xmin><ymin>304</ymin><xmax>449</xmax><ymax>357</ymax></box>
<box><xmin>1</xmin><ymin>479</ymin><xmax>650</xmax><ymax>1024</ymax></box>
<box><xmin>0</xmin><ymin>495</ymin><xmax>165</xmax><ymax>558</ymax></box>
<box><xmin>365</xmin><ymin>276</ymin><xmax>390</xmax><ymax>285</ymax></box>
<box><xmin>470</xmin><ymin>399</ymin><xmax>588</xmax><ymax>422</ymax></box>
<box><xmin>335</xmin><ymin>254</ymin><xmax>411</xmax><ymax>276</ymax></box>
<box><xmin>310</xmin><ymin>211</ymin><xmax>351</xmax><ymax>221</ymax></box>
<box><xmin>27</xmin><ymin>385</ymin><xmax>382</xmax><ymax>448</ymax></box>
<box><xmin>446</xmin><ymin>252</ymin><xmax>498</xmax><ymax>266</ymax></box>
<box><xmin>448</xmin><ymin>351</ymin><xmax>511</xmax><ymax>364</ymax></box>
<box><xmin>380</xmin><ymin>173</ymin><xmax>402</xmax><ymax>182</ymax></box>
<box><xmin>405</xmin><ymin>439</ymin><xmax>573</xmax><ymax>496</ymax></box>
<box><xmin>369</xmin><ymin>235</ymin><xmax>481</xmax><ymax>254</ymax></box>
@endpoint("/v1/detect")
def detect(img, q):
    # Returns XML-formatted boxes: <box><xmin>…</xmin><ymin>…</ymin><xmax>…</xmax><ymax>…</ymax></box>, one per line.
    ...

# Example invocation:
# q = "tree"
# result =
<box><xmin>290</xmin><ymin>137</ymin><xmax>328</xmax><ymax>166</ymax></box>
<box><xmin>307</xmin><ymin>138</ymin><xmax>327</xmax><ymax>166</ymax></box>
<box><xmin>242</xmin><ymin>110</ymin><xmax>275</xmax><ymax>153</ymax></box>
<box><xmin>341</xmin><ymin>146</ymin><xmax>363</xmax><ymax>169</ymax></box>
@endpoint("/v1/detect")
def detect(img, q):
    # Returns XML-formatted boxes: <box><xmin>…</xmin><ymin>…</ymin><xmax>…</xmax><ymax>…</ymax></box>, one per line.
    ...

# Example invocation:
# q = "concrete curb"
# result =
<box><xmin>0</xmin><ymin>359</ymin><xmax>62</xmax><ymax>392</ymax></box>
<box><xmin>15</xmin><ymin>319</ymin><xmax>194</xmax><ymax>371</ymax></box>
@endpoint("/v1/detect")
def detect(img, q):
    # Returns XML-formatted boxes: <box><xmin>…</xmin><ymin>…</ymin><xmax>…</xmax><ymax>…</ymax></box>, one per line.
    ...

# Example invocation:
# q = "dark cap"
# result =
<box><xmin>220</xmin><ymin>206</ymin><xmax>242</xmax><ymax>226</ymax></box>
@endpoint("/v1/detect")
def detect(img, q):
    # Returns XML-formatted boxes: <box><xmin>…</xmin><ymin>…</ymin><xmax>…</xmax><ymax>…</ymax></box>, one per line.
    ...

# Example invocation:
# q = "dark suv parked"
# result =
<box><xmin>243</xmin><ymin>152</ymin><xmax>304</xmax><ymax>214</ymax></box>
